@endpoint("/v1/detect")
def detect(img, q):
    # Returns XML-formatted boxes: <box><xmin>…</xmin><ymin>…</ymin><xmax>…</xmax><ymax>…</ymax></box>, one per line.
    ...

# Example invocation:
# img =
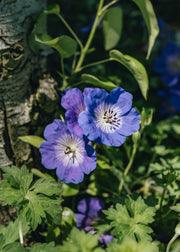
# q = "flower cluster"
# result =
<box><xmin>75</xmin><ymin>197</ymin><xmax>113</xmax><ymax>247</ymax></box>
<box><xmin>40</xmin><ymin>87</ymin><xmax>141</xmax><ymax>184</ymax></box>
<box><xmin>154</xmin><ymin>41</ymin><xmax>180</xmax><ymax>114</ymax></box>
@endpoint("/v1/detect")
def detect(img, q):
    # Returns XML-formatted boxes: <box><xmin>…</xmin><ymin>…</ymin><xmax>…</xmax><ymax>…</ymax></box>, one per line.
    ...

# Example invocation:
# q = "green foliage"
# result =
<box><xmin>171</xmin><ymin>203</ymin><xmax>180</xmax><ymax>214</ymax></box>
<box><xmin>103</xmin><ymin>195</ymin><xmax>156</xmax><ymax>242</ymax></box>
<box><xmin>0</xmin><ymin>218</ymin><xmax>29</xmax><ymax>250</ymax></box>
<box><xmin>109</xmin><ymin>50</ymin><xmax>149</xmax><ymax>99</ymax></box>
<box><xmin>107</xmin><ymin>238</ymin><xmax>159</xmax><ymax>252</ymax></box>
<box><xmin>19</xmin><ymin>136</ymin><xmax>45</xmax><ymax>148</ymax></box>
<box><xmin>0</xmin><ymin>166</ymin><xmax>62</xmax><ymax>230</ymax></box>
<box><xmin>132</xmin><ymin>0</ymin><xmax>159</xmax><ymax>59</ymax></box>
<box><xmin>35</xmin><ymin>34</ymin><xmax>77</xmax><ymax>59</ymax></box>
<box><xmin>58</xmin><ymin>228</ymin><xmax>104</xmax><ymax>252</ymax></box>
<box><xmin>102</xmin><ymin>7</ymin><xmax>123</xmax><ymax>50</ymax></box>
<box><xmin>62</xmin><ymin>183</ymin><xmax>80</xmax><ymax>197</ymax></box>
<box><xmin>81</xmin><ymin>74</ymin><xmax>117</xmax><ymax>91</ymax></box>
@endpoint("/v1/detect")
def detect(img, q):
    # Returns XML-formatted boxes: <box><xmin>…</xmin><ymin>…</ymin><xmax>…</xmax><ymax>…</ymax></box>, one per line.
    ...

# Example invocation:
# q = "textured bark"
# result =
<box><xmin>0</xmin><ymin>0</ymin><xmax>59</xmax><ymax>167</ymax></box>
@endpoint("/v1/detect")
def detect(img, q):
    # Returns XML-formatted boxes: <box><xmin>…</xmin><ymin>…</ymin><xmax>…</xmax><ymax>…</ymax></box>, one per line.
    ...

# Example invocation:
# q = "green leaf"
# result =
<box><xmin>62</xmin><ymin>183</ymin><xmax>79</xmax><ymax>197</ymax></box>
<box><xmin>18</xmin><ymin>135</ymin><xmax>45</xmax><ymax>148</ymax></box>
<box><xmin>110</xmin><ymin>50</ymin><xmax>149</xmax><ymax>99</ymax></box>
<box><xmin>0</xmin><ymin>166</ymin><xmax>33</xmax><ymax>205</ymax></box>
<box><xmin>103</xmin><ymin>195</ymin><xmax>156</xmax><ymax>242</ymax></box>
<box><xmin>29</xmin><ymin>242</ymin><xmax>60</xmax><ymax>252</ymax></box>
<box><xmin>107</xmin><ymin>238</ymin><xmax>159</xmax><ymax>252</ymax></box>
<box><xmin>0</xmin><ymin>165</ymin><xmax>62</xmax><ymax>230</ymax></box>
<box><xmin>102</xmin><ymin>7</ymin><xmax>123</xmax><ymax>50</ymax></box>
<box><xmin>44</xmin><ymin>4</ymin><xmax>60</xmax><ymax>15</ymax></box>
<box><xmin>170</xmin><ymin>203</ymin><xmax>180</xmax><ymax>214</ymax></box>
<box><xmin>58</xmin><ymin>228</ymin><xmax>104</xmax><ymax>252</ymax></box>
<box><xmin>35</xmin><ymin>34</ymin><xmax>77</xmax><ymax>58</ymax></box>
<box><xmin>0</xmin><ymin>218</ymin><xmax>30</xmax><ymax>249</ymax></box>
<box><xmin>81</xmin><ymin>74</ymin><xmax>117</xmax><ymax>91</ymax></box>
<box><xmin>132</xmin><ymin>0</ymin><xmax>159</xmax><ymax>59</ymax></box>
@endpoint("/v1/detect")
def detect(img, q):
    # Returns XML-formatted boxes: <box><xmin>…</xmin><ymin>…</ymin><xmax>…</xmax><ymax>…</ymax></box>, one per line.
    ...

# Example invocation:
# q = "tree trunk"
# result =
<box><xmin>0</xmin><ymin>0</ymin><xmax>59</xmax><ymax>168</ymax></box>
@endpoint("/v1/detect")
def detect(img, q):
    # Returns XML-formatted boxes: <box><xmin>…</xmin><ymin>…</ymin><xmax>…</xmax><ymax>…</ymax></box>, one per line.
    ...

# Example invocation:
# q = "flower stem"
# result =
<box><xmin>57</xmin><ymin>14</ymin><xmax>83</xmax><ymax>50</ymax></box>
<box><xmin>118</xmin><ymin>143</ymin><xmax>138</xmax><ymax>194</ymax></box>
<box><xmin>77</xmin><ymin>58</ymin><xmax>113</xmax><ymax>72</ymax></box>
<box><xmin>159</xmin><ymin>183</ymin><xmax>167</xmax><ymax>212</ymax></box>
<box><xmin>100</xmin><ymin>0</ymin><xmax>120</xmax><ymax>15</ymax></box>
<box><xmin>166</xmin><ymin>233</ymin><xmax>179</xmax><ymax>252</ymax></box>
<box><xmin>74</xmin><ymin>0</ymin><xmax>105</xmax><ymax>72</ymax></box>
<box><xmin>18</xmin><ymin>220</ymin><xmax>23</xmax><ymax>246</ymax></box>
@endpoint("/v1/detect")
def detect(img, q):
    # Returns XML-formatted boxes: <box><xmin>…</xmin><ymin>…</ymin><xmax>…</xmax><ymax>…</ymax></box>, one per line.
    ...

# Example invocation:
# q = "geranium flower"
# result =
<box><xmin>39</xmin><ymin>119</ymin><xmax>97</xmax><ymax>184</ymax></box>
<box><xmin>75</xmin><ymin>198</ymin><xmax>113</xmax><ymax>247</ymax></box>
<box><xmin>78</xmin><ymin>87</ymin><xmax>141</xmax><ymax>146</ymax></box>
<box><xmin>61</xmin><ymin>88</ymin><xmax>93</xmax><ymax>137</ymax></box>
<box><xmin>154</xmin><ymin>42</ymin><xmax>180</xmax><ymax>86</ymax></box>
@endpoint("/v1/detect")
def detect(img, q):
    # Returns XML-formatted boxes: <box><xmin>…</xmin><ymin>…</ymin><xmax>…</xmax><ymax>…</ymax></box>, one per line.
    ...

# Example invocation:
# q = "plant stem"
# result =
<box><xmin>166</xmin><ymin>233</ymin><xmax>179</xmax><ymax>252</ymax></box>
<box><xmin>74</xmin><ymin>0</ymin><xmax>105</xmax><ymax>72</ymax></box>
<box><xmin>100</xmin><ymin>0</ymin><xmax>120</xmax><ymax>15</ymax></box>
<box><xmin>118</xmin><ymin>143</ymin><xmax>138</xmax><ymax>194</ymax></box>
<box><xmin>19</xmin><ymin>220</ymin><xmax>23</xmax><ymax>246</ymax></box>
<box><xmin>159</xmin><ymin>183</ymin><xmax>167</xmax><ymax>212</ymax></box>
<box><xmin>77</xmin><ymin>58</ymin><xmax>113</xmax><ymax>72</ymax></box>
<box><xmin>57</xmin><ymin>14</ymin><xmax>83</xmax><ymax>50</ymax></box>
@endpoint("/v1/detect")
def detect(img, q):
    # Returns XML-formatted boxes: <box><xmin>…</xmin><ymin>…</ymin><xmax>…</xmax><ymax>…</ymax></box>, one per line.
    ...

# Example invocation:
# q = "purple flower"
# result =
<box><xmin>75</xmin><ymin>198</ymin><xmax>113</xmax><ymax>246</ymax></box>
<box><xmin>78</xmin><ymin>87</ymin><xmax>141</xmax><ymax>147</ymax></box>
<box><xmin>61</xmin><ymin>88</ymin><xmax>93</xmax><ymax>137</ymax></box>
<box><xmin>39</xmin><ymin>119</ymin><xmax>97</xmax><ymax>184</ymax></box>
<box><xmin>154</xmin><ymin>42</ymin><xmax>180</xmax><ymax>86</ymax></box>
<box><xmin>75</xmin><ymin>198</ymin><xmax>104</xmax><ymax>232</ymax></box>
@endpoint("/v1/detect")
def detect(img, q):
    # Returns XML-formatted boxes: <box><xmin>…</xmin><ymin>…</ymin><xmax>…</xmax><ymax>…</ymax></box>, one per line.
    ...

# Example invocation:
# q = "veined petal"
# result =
<box><xmin>44</xmin><ymin>119</ymin><xmax>69</xmax><ymax>141</ymax></box>
<box><xmin>65</xmin><ymin>110</ymin><xmax>83</xmax><ymax>137</ymax></box>
<box><xmin>84</xmin><ymin>88</ymin><xmax>109</xmax><ymax>113</ymax></box>
<box><xmin>117</xmin><ymin>108</ymin><xmax>141</xmax><ymax>136</ymax></box>
<box><xmin>56</xmin><ymin>162</ymin><xmax>84</xmax><ymax>184</ymax></box>
<box><xmin>61</xmin><ymin>88</ymin><xmax>85</xmax><ymax>112</ymax></box>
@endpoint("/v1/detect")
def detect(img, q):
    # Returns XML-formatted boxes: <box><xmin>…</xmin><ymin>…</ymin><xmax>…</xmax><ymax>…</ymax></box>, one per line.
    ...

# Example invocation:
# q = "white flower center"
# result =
<box><xmin>54</xmin><ymin>134</ymin><xmax>85</xmax><ymax>166</ymax></box>
<box><xmin>94</xmin><ymin>103</ymin><xmax>122</xmax><ymax>133</ymax></box>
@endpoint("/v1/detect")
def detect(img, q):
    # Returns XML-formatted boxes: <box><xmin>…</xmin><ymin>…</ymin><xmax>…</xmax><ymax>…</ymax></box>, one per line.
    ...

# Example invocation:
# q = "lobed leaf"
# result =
<box><xmin>0</xmin><ymin>218</ymin><xmax>30</xmax><ymax>249</ymax></box>
<box><xmin>109</xmin><ymin>50</ymin><xmax>149</xmax><ymax>99</ymax></box>
<box><xmin>103</xmin><ymin>195</ymin><xmax>156</xmax><ymax>242</ymax></box>
<box><xmin>0</xmin><ymin>165</ymin><xmax>62</xmax><ymax>230</ymax></box>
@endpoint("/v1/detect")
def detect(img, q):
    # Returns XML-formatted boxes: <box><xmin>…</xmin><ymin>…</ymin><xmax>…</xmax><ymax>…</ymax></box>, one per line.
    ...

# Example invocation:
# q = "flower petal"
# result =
<box><xmin>56</xmin><ymin>162</ymin><xmax>84</xmax><ymax>184</ymax></box>
<box><xmin>44</xmin><ymin>119</ymin><xmax>69</xmax><ymax>141</ymax></box>
<box><xmin>39</xmin><ymin>141</ymin><xmax>58</xmax><ymax>169</ymax></box>
<box><xmin>84</xmin><ymin>88</ymin><xmax>108</xmax><ymax>113</ymax></box>
<box><xmin>117</xmin><ymin>108</ymin><xmax>141</xmax><ymax>136</ymax></box>
<box><xmin>65</xmin><ymin>110</ymin><xmax>83</xmax><ymax>137</ymax></box>
<box><xmin>61</xmin><ymin>88</ymin><xmax>85</xmax><ymax>112</ymax></box>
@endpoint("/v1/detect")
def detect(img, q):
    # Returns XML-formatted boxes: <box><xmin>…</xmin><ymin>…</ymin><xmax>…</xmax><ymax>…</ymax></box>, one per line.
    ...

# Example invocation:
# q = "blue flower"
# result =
<box><xmin>61</xmin><ymin>88</ymin><xmax>93</xmax><ymax>137</ymax></box>
<box><xmin>78</xmin><ymin>87</ymin><xmax>141</xmax><ymax>146</ymax></box>
<box><xmin>154</xmin><ymin>42</ymin><xmax>180</xmax><ymax>86</ymax></box>
<box><xmin>75</xmin><ymin>197</ymin><xmax>113</xmax><ymax>247</ymax></box>
<box><xmin>157</xmin><ymin>18</ymin><xmax>173</xmax><ymax>43</ymax></box>
<box><xmin>39</xmin><ymin>120</ymin><xmax>97</xmax><ymax>184</ymax></box>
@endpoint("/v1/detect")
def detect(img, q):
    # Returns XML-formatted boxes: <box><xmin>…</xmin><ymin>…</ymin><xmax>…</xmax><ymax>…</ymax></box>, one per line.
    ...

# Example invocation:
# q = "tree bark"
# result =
<box><xmin>0</xmin><ymin>0</ymin><xmax>59</xmax><ymax>168</ymax></box>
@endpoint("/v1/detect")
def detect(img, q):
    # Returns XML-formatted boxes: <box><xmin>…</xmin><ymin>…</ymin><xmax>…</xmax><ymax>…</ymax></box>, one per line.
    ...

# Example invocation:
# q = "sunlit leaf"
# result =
<box><xmin>103</xmin><ymin>195</ymin><xmax>156</xmax><ymax>242</ymax></box>
<box><xmin>81</xmin><ymin>74</ymin><xmax>117</xmax><ymax>91</ymax></box>
<box><xmin>19</xmin><ymin>135</ymin><xmax>45</xmax><ymax>148</ymax></box>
